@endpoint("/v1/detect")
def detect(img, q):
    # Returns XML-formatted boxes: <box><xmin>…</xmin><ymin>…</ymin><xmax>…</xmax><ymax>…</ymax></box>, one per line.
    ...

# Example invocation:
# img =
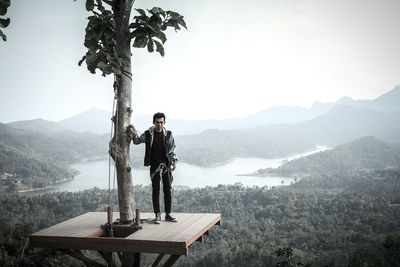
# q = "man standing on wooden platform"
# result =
<box><xmin>130</xmin><ymin>112</ymin><xmax>178</xmax><ymax>223</ymax></box>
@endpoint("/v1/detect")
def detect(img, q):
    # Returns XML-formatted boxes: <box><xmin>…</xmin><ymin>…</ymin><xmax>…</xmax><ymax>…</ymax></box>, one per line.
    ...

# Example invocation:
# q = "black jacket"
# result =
<box><xmin>132</xmin><ymin>126</ymin><xmax>178</xmax><ymax>167</ymax></box>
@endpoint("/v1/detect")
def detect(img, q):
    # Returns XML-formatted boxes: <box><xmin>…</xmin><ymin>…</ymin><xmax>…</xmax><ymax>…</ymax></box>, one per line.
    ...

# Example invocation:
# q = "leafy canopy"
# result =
<box><xmin>80</xmin><ymin>0</ymin><xmax>187</xmax><ymax>77</ymax></box>
<box><xmin>0</xmin><ymin>0</ymin><xmax>11</xmax><ymax>41</ymax></box>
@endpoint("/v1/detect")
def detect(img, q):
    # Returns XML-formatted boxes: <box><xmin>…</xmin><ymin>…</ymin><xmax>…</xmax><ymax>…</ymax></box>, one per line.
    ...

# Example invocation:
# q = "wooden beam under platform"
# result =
<box><xmin>30</xmin><ymin>212</ymin><xmax>221</xmax><ymax>266</ymax></box>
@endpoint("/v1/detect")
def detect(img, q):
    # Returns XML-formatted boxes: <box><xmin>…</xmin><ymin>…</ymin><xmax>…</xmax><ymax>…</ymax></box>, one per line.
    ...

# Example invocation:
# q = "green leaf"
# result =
<box><xmin>0</xmin><ymin>0</ymin><xmax>11</xmax><ymax>7</ymax></box>
<box><xmin>177</xmin><ymin>17</ymin><xmax>187</xmax><ymax>30</ymax></box>
<box><xmin>135</xmin><ymin>9</ymin><xmax>146</xmax><ymax>17</ymax></box>
<box><xmin>148</xmin><ymin>14</ymin><xmax>162</xmax><ymax>27</ymax></box>
<box><xmin>97</xmin><ymin>61</ymin><xmax>113</xmax><ymax>75</ymax></box>
<box><xmin>129</xmin><ymin>22</ymin><xmax>142</xmax><ymax>29</ymax></box>
<box><xmin>97</xmin><ymin>61</ymin><xmax>108</xmax><ymax>69</ymax></box>
<box><xmin>149</xmin><ymin>7</ymin><xmax>165</xmax><ymax>17</ymax></box>
<box><xmin>154</xmin><ymin>39</ymin><xmax>165</xmax><ymax>57</ymax></box>
<box><xmin>155</xmin><ymin>31</ymin><xmax>167</xmax><ymax>43</ymax></box>
<box><xmin>0</xmin><ymin>18</ymin><xmax>10</xmax><ymax>28</ymax></box>
<box><xmin>78</xmin><ymin>55</ymin><xmax>87</xmax><ymax>66</ymax></box>
<box><xmin>84</xmin><ymin>38</ymin><xmax>98</xmax><ymax>50</ymax></box>
<box><xmin>147</xmin><ymin>38</ymin><xmax>154</xmax><ymax>53</ymax></box>
<box><xmin>0</xmin><ymin>29</ymin><xmax>6</xmax><ymax>41</ymax></box>
<box><xmin>166</xmin><ymin>11</ymin><xmax>180</xmax><ymax>17</ymax></box>
<box><xmin>165</xmin><ymin>19</ymin><xmax>180</xmax><ymax>31</ymax></box>
<box><xmin>0</xmin><ymin>7</ymin><xmax>6</xmax><ymax>16</ymax></box>
<box><xmin>131</xmin><ymin>28</ymin><xmax>146</xmax><ymax>38</ymax></box>
<box><xmin>0</xmin><ymin>0</ymin><xmax>10</xmax><ymax>15</ymax></box>
<box><xmin>133</xmin><ymin>35</ymin><xmax>148</xmax><ymax>48</ymax></box>
<box><xmin>86</xmin><ymin>51</ymin><xmax>97</xmax><ymax>65</ymax></box>
<box><xmin>85</xmin><ymin>0</ymin><xmax>95</xmax><ymax>11</ymax></box>
<box><xmin>166</xmin><ymin>10</ymin><xmax>187</xmax><ymax>30</ymax></box>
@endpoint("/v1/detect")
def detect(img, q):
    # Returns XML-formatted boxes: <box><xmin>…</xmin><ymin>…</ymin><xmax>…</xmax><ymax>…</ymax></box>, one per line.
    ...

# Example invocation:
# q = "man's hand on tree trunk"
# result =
<box><xmin>127</xmin><ymin>124</ymin><xmax>137</xmax><ymax>140</ymax></box>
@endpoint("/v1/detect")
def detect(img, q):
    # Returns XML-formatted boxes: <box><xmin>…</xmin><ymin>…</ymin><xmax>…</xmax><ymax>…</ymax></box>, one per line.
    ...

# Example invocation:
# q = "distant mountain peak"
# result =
<box><xmin>337</xmin><ymin>96</ymin><xmax>355</xmax><ymax>104</ymax></box>
<box><xmin>8</xmin><ymin>119</ymin><xmax>67</xmax><ymax>134</ymax></box>
<box><xmin>64</xmin><ymin>108</ymin><xmax>111</xmax><ymax>119</ymax></box>
<box><xmin>376</xmin><ymin>85</ymin><xmax>400</xmax><ymax>99</ymax></box>
<box><xmin>58</xmin><ymin>108</ymin><xmax>112</xmax><ymax>134</ymax></box>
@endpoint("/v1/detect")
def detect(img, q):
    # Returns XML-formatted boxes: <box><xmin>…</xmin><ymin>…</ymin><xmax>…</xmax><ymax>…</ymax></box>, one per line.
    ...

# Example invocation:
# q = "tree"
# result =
<box><xmin>275</xmin><ymin>247</ymin><xmax>310</xmax><ymax>267</ymax></box>
<box><xmin>81</xmin><ymin>0</ymin><xmax>186</xmax><ymax>223</ymax></box>
<box><xmin>2</xmin><ymin>0</ymin><xmax>186</xmax><ymax>223</ymax></box>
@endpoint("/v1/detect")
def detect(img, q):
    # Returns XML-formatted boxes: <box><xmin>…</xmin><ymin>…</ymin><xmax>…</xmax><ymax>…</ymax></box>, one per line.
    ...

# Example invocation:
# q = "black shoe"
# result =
<box><xmin>165</xmin><ymin>214</ymin><xmax>177</xmax><ymax>222</ymax></box>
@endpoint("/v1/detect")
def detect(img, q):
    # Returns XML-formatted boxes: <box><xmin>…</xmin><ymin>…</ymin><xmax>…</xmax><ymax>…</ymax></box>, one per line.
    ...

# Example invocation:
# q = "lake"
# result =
<box><xmin>45</xmin><ymin>146</ymin><xmax>328</xmax><ymax>192</ymax></box>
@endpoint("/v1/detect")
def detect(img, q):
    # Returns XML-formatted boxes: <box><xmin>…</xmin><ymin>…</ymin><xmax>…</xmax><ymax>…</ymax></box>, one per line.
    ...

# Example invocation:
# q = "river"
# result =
<box><xmin>40</xmin><ymin>146</ymin><xmax>328</xmax><ymax>192</ymax></box>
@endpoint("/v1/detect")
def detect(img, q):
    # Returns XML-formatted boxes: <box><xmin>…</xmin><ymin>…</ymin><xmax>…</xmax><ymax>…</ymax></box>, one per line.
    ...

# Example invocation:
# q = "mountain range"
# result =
<box><xmin>10</xmin><ymin>85</ymin><xmax>398</xmax><ymax>135</ymax></box>
<box><xmin>279</xmin><ymin>105</ymin><xmax>400</xmax><ymax>145</ymax></box>
<box><xmin>6</xmin><ymin>85</ymin><xmax>400</xmax><ymax>168</ymax></box>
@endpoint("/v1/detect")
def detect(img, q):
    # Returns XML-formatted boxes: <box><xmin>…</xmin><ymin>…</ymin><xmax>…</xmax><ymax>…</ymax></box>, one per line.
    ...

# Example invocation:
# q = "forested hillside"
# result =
<box><xmin>1</xmin><ymin>167</ymin><xmax>399</xmax><ymax>266</ymax></box>
<box><xmin>0</xmin><ymin>123</ymin><xmax>108</xmax><ymax>163</ymax></box>
<box><xmin>0</xmin><ymin>123</ymin><xmax>108</xmax><ymax>192</ymax></box>
<box><xmin>176</xmin><ymin>129</ymin><xmax>315</xmax><ymax>166</ymax></box>
<box><xmin>0</xmin><ymin>143</ymin><xmax>76</xmax><ymax>191</ymax></box>
<box><xmin>255</xmin><ymin>136</ymin><xmax>400</xmax><ymax>177</ymax></box>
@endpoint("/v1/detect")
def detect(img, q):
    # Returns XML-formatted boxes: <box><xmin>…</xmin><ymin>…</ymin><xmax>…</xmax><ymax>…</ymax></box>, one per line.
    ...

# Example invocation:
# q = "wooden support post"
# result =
<box><xmin>97</xmin><ymin>251</ymin><xmax>108</xmax><ymax>262</ymax></box>
<box><xmin>60</xmin><ymin>249</ymin><xmax>106</xmax><ymax>267</ymax></box>
<box><xmin>107</xmin><ymin>206</ymin><xmax>114</xmax><ymax>266</ymax></box>
<box><xmin>133</xmin><ymin>252</ymin><xmax>141</xmax><ymax>267</ymax></box>
<box><xmin>162</xmin><ymin>255</ymin><xmax>181</xmax><ymax>267</ymax></box>
<box><xmin>135</xmin><ymin>209</ymin><xmax>140</xmax><ymax>228</ymax></box>
<box><xmin>106</xmin><ymin>252</ymin><xmax>114</xmax><ymax>267</ymax></box>
<box><xmin>151</xmin><ymin>254</ymin><xmax>164</xmax><ymax>267</ymax></box>
<box><xmin>107</xmin><ymin>206</ymin><xmax>113</xmax><ymax>225</ymax></box>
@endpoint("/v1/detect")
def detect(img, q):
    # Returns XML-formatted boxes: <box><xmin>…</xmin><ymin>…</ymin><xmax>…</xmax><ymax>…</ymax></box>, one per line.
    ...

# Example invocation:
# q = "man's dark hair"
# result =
<box><xmin>153</xmin><ymin>112</ymin><xmax>166</xmax><ymax>123</ymax></box>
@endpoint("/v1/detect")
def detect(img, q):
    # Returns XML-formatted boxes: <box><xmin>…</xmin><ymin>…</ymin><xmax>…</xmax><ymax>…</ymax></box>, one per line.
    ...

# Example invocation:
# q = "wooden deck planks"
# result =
<box><xmin>156</xmin><ymin>213</ymin><xmax>208</xmax><ymax>241</ymax></box>
<box><xmin>34</xmin><ymin>212</ymin><xmax>106</xmax><ymax>237</ymax></box>
<box><xmin>129</xmin><ymin>213</ymin><xmax>198</xmax><ymax>241</ymax></box>
<box><xmin>34</xmin><ymin>212</ymin><xmax>95</xmax><ymax>236</ymax></box>
<box><xmin>30</xmin><ymin>212</ymin><xmax>221</xmax><ymax>255</ymax></box>
<box><xmin>172</xmin><ymin>214</ymin><xmax>221</xmax><ymax>246</ymax></box>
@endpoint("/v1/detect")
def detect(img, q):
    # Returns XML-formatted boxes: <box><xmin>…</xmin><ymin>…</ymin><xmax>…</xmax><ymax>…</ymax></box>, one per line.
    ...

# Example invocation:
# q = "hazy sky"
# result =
<box><xmin>0</xmin><ymin>0</ymin><xmax>399</xmax><ymax>122</ymax></box>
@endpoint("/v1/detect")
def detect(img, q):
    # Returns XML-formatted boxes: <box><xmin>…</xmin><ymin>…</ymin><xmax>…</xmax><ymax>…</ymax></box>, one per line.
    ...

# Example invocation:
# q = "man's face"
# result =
<box><xmin>153</xmin><ymin>117</ymin><xmax>165</xmax><ymax>132</ymax></box>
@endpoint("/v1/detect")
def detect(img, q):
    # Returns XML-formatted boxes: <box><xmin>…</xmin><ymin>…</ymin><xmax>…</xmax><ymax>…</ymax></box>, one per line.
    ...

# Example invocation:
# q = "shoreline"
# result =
<box><xmin>17</xmin><ymin>177</ymin><xmax>75</xmax><ymax>193</ymax></box>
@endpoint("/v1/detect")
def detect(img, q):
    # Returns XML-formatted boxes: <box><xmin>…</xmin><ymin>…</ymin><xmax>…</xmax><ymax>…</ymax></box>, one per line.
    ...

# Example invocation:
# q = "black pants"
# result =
<box><xmin>150</xmin><ymin>166</ymin><xmax>173</xmax><ymax>214</ymax></box>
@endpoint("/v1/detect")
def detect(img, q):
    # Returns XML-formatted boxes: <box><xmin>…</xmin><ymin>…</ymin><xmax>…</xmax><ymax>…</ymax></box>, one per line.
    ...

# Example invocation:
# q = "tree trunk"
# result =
<box><xmin>112</xmin><ymin>0</ymin><xmax>135</xmax><ymax>223</ymax></box>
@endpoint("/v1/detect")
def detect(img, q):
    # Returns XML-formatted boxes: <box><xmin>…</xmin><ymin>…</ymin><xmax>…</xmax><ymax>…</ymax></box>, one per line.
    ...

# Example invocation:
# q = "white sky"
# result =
<box><xmin>0</xmin><ymin>0</ymin><xmax>399</xmax><ymax>122</ymax></box>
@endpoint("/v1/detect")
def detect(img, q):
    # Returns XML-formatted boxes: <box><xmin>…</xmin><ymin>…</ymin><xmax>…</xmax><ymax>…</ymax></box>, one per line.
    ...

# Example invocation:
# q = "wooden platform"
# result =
<box><xmin>30</xmin><ymin>212</ymin><xmax>221</xmax><ymax>256</ymax></box>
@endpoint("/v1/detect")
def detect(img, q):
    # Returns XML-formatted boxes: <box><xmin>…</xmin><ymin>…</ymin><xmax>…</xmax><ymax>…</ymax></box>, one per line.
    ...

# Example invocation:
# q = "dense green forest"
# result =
<box><xmin>1</xmin><ymin>167</ymin><xmax>399</xmax><ymax>266</ymax></box>
<box><xmin>255</xmin><ymin>136</ymin><xmax>400</xmax><ymax>177</ymax></box>
<box><xmin>176</xmin><ymin>129</ymin><xmax>315</xmax><ymax>166</ymax></box>
<box><xmin>0</xmin><ymin>143</ymin><xmax>77</xmax><ymax>189</ymax></box>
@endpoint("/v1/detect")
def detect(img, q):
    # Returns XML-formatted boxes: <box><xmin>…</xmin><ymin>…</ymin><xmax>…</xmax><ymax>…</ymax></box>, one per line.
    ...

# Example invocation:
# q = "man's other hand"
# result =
<box><xmin>171</xmin><ymin>161</ymin><xmax>177</xmax><ymax>172</ymax></box>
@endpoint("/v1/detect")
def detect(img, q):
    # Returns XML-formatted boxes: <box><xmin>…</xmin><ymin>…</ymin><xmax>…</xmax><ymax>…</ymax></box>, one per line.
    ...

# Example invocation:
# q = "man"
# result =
<box><xmin>130</xmin><ymin>112</ymin><xmax>178</xmax><ymax>223</ymax></box>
